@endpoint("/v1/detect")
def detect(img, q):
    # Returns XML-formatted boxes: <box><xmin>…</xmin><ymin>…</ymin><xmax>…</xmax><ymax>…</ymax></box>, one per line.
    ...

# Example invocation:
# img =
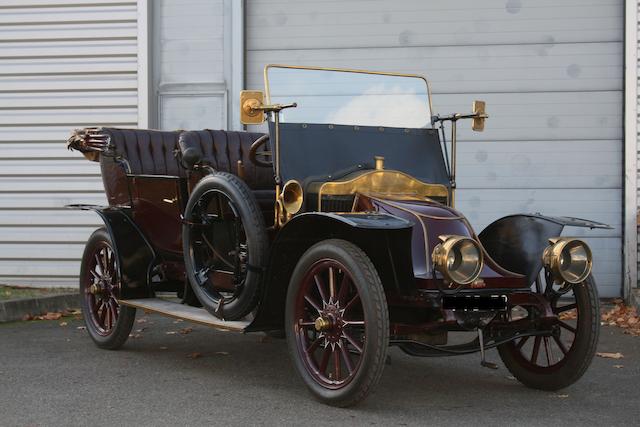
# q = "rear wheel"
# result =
<box><xmin>285</xmin><ymin>239</ymin><xmax>389</xmax><ymax>407</ymax></box>
<box><xmin>80</xmin><ymin>228</ymin><xmax>136</xmax><ymax>349</ymax></box>
<box><xmin>498</xmin><ymin>275</ymin><xmax>599</xmax><ymax>390</ymax></box>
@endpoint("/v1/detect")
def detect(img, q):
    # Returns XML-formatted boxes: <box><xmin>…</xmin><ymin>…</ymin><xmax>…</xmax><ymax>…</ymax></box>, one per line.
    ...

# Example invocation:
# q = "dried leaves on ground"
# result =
<box><xmin>596</xmin><ymin>352</ymin><xmax>624</xmax><ymax>359</ymax></box>
<box><xmin>22</xmin><ymin>308</ymin><xmax>82</xmax><ymax>322</ymax></box>
<box><xmin>601</xmin><ymin>300</ymin><xmax>640</xmax><ymax>336</ymax></box>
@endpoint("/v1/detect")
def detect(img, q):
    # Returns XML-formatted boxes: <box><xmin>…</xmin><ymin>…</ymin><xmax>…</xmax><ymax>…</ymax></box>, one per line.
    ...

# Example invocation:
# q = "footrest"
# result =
<box><xmin>118</xmin><ymin>298</ymin><xmax>250</xmax><ymax>332</ymax></box>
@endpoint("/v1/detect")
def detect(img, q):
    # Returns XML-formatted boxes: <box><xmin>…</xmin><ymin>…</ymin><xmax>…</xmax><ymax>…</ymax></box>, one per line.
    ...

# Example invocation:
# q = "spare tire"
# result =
<box><xmin>183</xmin><ymin>172</ymin><xmax>268</xmax><ymax>320</ymax></box>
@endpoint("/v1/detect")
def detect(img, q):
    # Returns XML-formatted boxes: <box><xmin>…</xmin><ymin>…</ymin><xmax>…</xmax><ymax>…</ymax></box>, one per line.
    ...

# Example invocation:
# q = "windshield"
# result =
<box><xmin>265</xmin><ymin>66</ymin><xmax>433</xmax><ymax>128</ymax></box>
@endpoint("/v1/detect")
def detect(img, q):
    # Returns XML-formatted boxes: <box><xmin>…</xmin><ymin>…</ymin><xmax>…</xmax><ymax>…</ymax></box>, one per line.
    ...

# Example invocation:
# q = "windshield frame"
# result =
<box><xmin>263</xmin><ymin>64</ymin><xmax>434</xmax><ymax>126</ymax></box>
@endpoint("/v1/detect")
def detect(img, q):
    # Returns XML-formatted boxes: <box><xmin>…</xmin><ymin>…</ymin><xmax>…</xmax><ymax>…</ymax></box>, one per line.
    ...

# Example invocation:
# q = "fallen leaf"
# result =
<box><xmin>179</xmin><ymin>327</ymin><xmax>193</xmax><ymax>335</ymax></box>
<box><xmin>558</xmin><ymin>309</ymin><xmax>577</xmax><ymax>321</ymax></box>
<box><xmin>59</xmin><ymin>322</ymin><xmax>68</xmax><ymax>327</ymax></box>
<box><xmin>42</xmin><ymin>312</ymin><xmax>62</xmax><ymax>320</ymax></box>
<box><xmin>136</xmin><ymin>318</ymin><xmax>148</xmax><ymax>324</ymax></box>
<box><xmin>596</xmin><ymin>352</ymin><xmax>624</xmax><ymax>359</ymax></box>
<box><xmin>186</xmin><ymin>352</ymin><xmax>202</xmax><ymax>359</ymax></box>
<box><xmin>601</xmin><ymin>302</ymin><xmax>640</xmax><ymax>336</ymax></box>
<box><xmin>506</xmin><ymin>375</ymin><xmax>517</xmax><ymax>381</ymax></box>
<box><xmin>76</xmin><ymin>326</ymin><xmax>86</xmax><ymax>330</ymax></box>
<box><xmin>613</xmin><ymin>365</ymin><xmax>624</xmax><ymax>369</ymax></box>
<box><xmin>135</xmin><ymin>328</ymin><xmax>146</xmax><ymax>333</ymax></box>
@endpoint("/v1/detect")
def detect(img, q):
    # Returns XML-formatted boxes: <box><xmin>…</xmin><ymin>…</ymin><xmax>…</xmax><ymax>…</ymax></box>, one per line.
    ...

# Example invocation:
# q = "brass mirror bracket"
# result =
<box><xmin>432</xmin><ymin>100</ymin><xmax>488</xmax><ymax>207</ymax></box>
<box><xmin>471</xmin><ymin>100</ymin><xmax>487</xmax><ymax>132</ymax></box>
<box><xmin>240</xmin><ymin>90</ymin><xmax>266</xmax><ymax>125</ymax></box>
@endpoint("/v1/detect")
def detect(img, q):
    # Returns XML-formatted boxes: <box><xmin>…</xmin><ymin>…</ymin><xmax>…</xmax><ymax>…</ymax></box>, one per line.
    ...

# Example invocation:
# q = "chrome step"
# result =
<box><xmin>118</xmin><ymin>298</ymin><xmax>250</xmax><ymax>332</ymax></box>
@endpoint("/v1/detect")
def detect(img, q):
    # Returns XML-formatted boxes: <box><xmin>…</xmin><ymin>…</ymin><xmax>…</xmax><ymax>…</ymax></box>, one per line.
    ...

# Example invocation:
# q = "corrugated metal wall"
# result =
<box><xmin>246</xmin><ymin>0</ymin><xmax>624</xmax><ymax>297</ymax></box>
<box><xmin>0</xmin><ymin>0</ymin><xmax>140</xmax><ymax>287</ymax></box>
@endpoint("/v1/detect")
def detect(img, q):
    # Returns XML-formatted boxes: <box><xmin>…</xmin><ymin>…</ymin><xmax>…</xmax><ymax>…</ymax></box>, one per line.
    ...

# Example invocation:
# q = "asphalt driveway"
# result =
<box><xmin>0</xmin><ymin>314</ymin><xmax>638</xmax><ymax>427</ymax></box>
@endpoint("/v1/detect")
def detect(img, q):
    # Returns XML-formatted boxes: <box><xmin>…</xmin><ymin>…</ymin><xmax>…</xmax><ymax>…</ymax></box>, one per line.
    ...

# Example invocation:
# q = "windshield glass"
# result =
<box><xmin>265</xmin><ymin>66</ymin><xmax>432</xmax><ymax>128</ymax></box>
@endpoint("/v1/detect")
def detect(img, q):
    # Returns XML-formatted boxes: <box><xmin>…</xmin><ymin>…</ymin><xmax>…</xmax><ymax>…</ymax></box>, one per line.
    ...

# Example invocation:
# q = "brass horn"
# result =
<box><xmin>281</xmin><ymin>180</ymin><xmax>304</xmax><ymax>215</ymax></box>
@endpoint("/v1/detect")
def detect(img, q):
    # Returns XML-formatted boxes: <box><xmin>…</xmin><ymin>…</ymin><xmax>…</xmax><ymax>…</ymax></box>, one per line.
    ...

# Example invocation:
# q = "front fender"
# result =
<box><xmin>246</xmin><ymin>212</ymin><xmax>413</xmax><ymax>332</ymax></box>
<box><xmin>478</xmin><ymin>213</ymin><xmax>611</xmax><ymax>285</ymax></box>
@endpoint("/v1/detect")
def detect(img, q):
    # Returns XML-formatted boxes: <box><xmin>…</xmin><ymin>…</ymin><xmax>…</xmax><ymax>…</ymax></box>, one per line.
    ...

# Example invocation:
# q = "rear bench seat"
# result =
<box><xmin>98</xmin><ymin>127</ymin><xmax>275</xmax><ymax>218</ymax></box>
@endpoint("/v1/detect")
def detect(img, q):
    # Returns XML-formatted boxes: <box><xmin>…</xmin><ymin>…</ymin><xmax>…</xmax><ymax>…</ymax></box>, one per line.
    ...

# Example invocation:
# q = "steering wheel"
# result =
<box><xmin>249</xmin><ymin>135</ymin><xmax>272</xmax><ymax>168</ymax></box>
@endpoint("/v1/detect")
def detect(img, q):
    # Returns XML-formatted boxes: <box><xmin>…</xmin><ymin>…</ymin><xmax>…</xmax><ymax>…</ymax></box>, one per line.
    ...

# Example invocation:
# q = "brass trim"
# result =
<box><xmin>318</xmin><ymin>170</ymin><xmax>449</xmax><ymax>210</ymax></box>
<box><xmin>263</xmin><ymin>64</ymin><xmax>434</xmax><ymax>119</ymax></box>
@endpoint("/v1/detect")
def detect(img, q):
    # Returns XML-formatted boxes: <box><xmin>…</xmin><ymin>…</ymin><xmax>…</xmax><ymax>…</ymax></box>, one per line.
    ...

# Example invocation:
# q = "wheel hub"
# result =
<box><xmin>316</xmin><ymin>302</ymin><xmax>346</xmax><ymax>345</ymax></box>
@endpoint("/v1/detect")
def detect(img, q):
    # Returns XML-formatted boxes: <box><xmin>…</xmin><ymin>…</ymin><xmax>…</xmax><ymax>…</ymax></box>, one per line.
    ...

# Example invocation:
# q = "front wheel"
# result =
<box><xmin>80</xmin><ymin>228</ymin><xmax>136</xmax><ymax>349</ymax></box>
<box><xmin>285</xmin><ymin>239</ymin><xmax>389</xmax><ymax>407</ymax></box>
<box><xmin>498</xmin><ymin>275</ymin><xmax>600</xmax><ymax>390</ymax></box>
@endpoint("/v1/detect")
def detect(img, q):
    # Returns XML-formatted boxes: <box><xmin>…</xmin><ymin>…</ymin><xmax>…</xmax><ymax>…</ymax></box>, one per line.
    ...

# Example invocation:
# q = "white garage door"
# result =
<box><xmin>246</xmin><ymin>0</ymin><xmax>624</xmax><ymax>297</ymax></box>
<box><xmin>0</xmin><ymin>0</ymin><xmax>144</xmax><ymax>287</ymax></box>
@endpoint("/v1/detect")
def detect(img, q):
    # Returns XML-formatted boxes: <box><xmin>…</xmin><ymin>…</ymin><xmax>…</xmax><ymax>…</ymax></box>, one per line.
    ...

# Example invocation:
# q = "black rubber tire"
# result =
<box><xmin>183</xmin><ymin>172</ymin><xmax>268</xmax><ymax>321</ymax></box>
<box><xmin>497</xmin><ymin>275</ymin><xmax>600</xmax><ymax>391</ymax></box>
<box><xmin>285</xmin><ymin>239</ymin><xmax>389</xmax><ymax>407</ymax></box>
<box><xmin>80</xmin><ymin>228</ymin><xmax>136</xmax><ymax>350</ymax></box>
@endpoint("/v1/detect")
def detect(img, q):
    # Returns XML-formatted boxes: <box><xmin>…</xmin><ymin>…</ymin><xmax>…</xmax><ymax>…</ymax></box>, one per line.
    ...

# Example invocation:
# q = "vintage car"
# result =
<box><xmin>66</xmin><ymin>65</ymin><xmax>607</xmax><ymax>407</ymax></box>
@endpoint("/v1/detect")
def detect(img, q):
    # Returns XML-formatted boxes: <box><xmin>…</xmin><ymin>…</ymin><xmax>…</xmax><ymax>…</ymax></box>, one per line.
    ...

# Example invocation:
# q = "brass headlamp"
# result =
<box><xmin>542</xmin><ymin>238</ymin><xmax>592</xmax><ymax>284</ymax></box>
<box><xmin>432</xmin><ymin>235</ymin><xmax>484</xmax><ymax>285</ymax></box>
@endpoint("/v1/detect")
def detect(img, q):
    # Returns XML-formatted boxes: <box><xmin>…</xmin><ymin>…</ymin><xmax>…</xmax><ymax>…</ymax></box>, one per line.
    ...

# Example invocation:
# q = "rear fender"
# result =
<box><xmin>478</xmin><ymin>213</ymin><xmax>611</xmax><ymax>285</ymax></box>
<box><xmin>247</xmin><ymin>212</ymin><xmax>413</xmax><ymax>332</ymax></box>
<box><xmin>69</xmin><ymin>204</ymin><xmax>155</xmax><ymax>299</ymax></box>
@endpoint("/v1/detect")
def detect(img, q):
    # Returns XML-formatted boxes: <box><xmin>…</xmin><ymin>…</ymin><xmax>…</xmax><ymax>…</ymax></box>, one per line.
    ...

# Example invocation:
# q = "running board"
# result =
<box><xmin>118</xmin><ymin>298</ymin><xmax>250</xmax><ymax>332</ymax></box>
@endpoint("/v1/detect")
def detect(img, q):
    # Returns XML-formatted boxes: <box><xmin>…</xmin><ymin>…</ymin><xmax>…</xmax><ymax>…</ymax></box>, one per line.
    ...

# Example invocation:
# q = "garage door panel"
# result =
<box><xmin>0</xmin><ymin>5</ymin><xmax>136</xmax><ymax>25</ymax></box>
<box><xmin>0</xmin><ymin>1</ymin><xmax>139</xmax><ymax>287</ymax></box>
<box><xmin>456</xmin><ymin>188</ymin><xmax>620</xmax><ymax>238</ymax></box>
<box><xmin>248</xmin><ymin>42</ymin><xmax>622</xmax><ymax>94</ymax></box>
<box><xmin>0</xmin><ymin>193</ymin><xmax>106</xmax><ymax>209</ymax></box>
<box><xmin>457</xmin><ymin>140</ymin><xmax>621</xmax><ymax>189</ymax></box>
<box><xmin>0</xmin><ymin>40</ymin><xmax>137</xmax><ymax>58</ymax></box>
<box><xmin>0</xmin><ymin>74</ymin><xmax>137</xmax><ymax>92</ymax></box>
<box><xmin>0</xmin><ymin>243</ymin><xmax>86</xmax><ymax>260</ymax></box>
<box><xmin>0</xmin><ymin>22</ymin><xmax>137</xmax><ymax>42</ymax></box>
<box><xmin>0</xmin><ymin>210</ymin><xmax>101</xmax><ymax>226</ymax></box>
<box><xmin>247</xmin><ymin>0</ymin><xmax>622</xmax><ymax>50</ymax></box>
<box><xmin>0</xmin><ymin>91</ymin><xmax>137</xmax><ymax>109</ymax></box>
<box><xmin>0</xmin><ymin>226</ymin><xmax>97</xmax><ymax>244</ymax></box>
<box><xmin>0</xmin><ymin>57</ymin><xmax>137</xmax><ymax>75</ymax></box>
<box><xmin>432</xmin><ymin>91</ymin><xmax>621</xmax><ymax>142</ymax></box>
<box><xmin>0</xmin><ymin>177</ymin><xmax>102</xmax><ymax>192</ymax></box>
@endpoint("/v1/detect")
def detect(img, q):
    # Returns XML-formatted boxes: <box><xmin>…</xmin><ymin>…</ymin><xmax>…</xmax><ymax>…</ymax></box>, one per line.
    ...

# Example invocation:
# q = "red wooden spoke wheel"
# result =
<box><xmin>83</xmin><ymin>242</ymin><xmax>119</xmax><ymax>336</ymax></box>
<box><xmin>294</xmin><ymin>260</ymin><xmax>365</xmax><ymax>388</ymax></box>
<box><xmin>498</xmin><ymin>275</ymin><xmax>599</xmax><ymax>390</ymax></box>
<box><xmin>80</xmin><ymin>228</ymin><xmax>135</xmax><ymax>349</ymax></box>
<box><xmin>286</xmin><ymin>239</ymin><xmax>388</xmax><ymax>407</ymax></box>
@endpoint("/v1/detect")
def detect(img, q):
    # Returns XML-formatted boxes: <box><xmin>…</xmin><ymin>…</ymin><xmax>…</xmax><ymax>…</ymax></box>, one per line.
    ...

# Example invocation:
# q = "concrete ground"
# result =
<box><xmin>0</xmin><ymin>314</ymin><xmax>638</xmax><ymax>427</ymax></box>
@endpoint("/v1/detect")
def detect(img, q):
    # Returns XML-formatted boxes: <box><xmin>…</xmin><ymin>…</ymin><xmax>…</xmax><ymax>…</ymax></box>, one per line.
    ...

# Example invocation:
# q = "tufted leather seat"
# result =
<box><xmin>178</xmin><ymin>129</ymin><xmax>274</xmax><ymax>190</ymax></box>
<box><xmin>102</xmin><ymin>128</ymin><xmax>185</xmax><ymax>177</ymax></box>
